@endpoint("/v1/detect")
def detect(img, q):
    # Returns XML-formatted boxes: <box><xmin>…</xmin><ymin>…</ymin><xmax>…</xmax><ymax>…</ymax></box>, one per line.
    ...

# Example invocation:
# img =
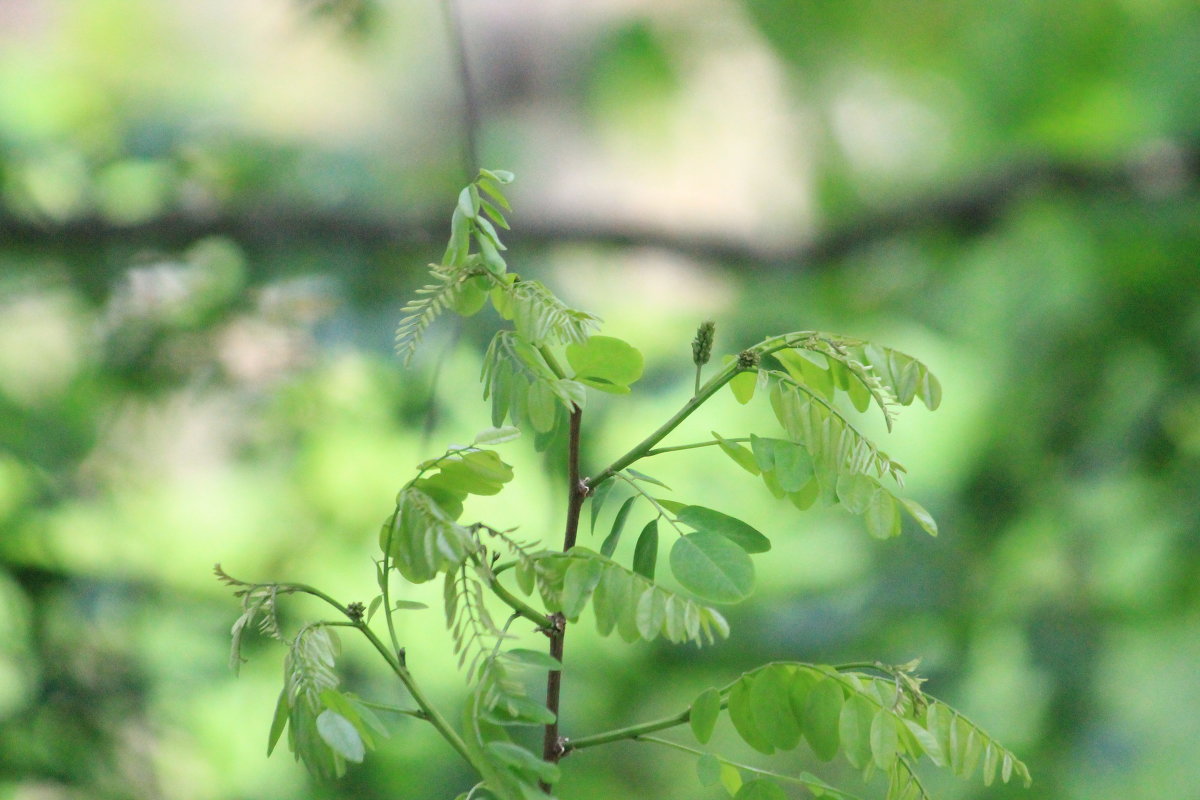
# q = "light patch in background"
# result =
<box><xmin>527</xmin><ymin>2</ymin><xmax>814</xmax><ymax>247</ymax></box>
<box><xmin>829</xmin><ymin>70</ymin><xmax>954</xmax><ymax>185</ymax></box>
<box><xmin>0</xmin><ymin>289</ymin><xmax>90</xmax><ymax>408</ymax></box>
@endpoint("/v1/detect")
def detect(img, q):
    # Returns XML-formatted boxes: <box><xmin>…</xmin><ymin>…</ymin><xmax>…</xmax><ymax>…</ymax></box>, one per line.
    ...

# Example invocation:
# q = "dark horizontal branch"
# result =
<box><xmin>3</xmin><ymin>141</ymin><xmax>1195</xmax><ymax>275</ymax></box>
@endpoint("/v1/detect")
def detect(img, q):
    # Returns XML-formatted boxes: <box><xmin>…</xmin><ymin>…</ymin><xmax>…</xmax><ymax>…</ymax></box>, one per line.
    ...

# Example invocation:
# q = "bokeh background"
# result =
<box><xmin>2</xmin><ymin>1</ymin><xmax>1199</xmax><ymax>798</ymax></box>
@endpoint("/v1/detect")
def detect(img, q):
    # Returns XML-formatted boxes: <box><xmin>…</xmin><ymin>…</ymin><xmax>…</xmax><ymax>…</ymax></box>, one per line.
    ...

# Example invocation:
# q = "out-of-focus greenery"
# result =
<box><xmin>1</xmin><ymin>1</ymin><xmax>1198</xmax><ymax>799</ymax></box>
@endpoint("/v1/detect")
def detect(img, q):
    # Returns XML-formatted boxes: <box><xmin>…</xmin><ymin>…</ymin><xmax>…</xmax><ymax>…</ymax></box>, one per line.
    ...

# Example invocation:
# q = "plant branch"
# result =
<box><xmin>564</xmin><ymin>708</ymin><xmax>692</xmax><ymax>752</ymax></box>
<box><xmin>644</xmin><ymin>437</ymin><xmax>751</xmax><ymax>458</ymax></box>
<box><xmin>589</xmin><ymin>361</ymin><xmax>745</xmax><ymax>488</ymax></box>
<box><xmin>632</xmin><ymin>736</ymin><xmax>866</xmax><ymax>799</ymax></box>
<box><xmin>540</xmin><ymin>404</ymin><xmax>585</xmax><ymax>790</ymax></box>
<box><xmin>284</xmin><ymin>583</ymin><xmax>480</xmax><ymax>772</ymax></box>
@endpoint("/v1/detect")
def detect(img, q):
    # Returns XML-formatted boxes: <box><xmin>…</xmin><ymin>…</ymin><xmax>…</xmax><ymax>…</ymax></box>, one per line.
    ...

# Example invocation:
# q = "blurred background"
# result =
<box><xmin>1</xmin><ymin>1</ymin><xmax>1198</xmax><ymax>798</ymax></box>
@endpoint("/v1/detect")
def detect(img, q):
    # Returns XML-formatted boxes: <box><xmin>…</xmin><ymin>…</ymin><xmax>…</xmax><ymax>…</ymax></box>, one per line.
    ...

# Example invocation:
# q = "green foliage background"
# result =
<box><xmin>1</xmin><ymin>1</ymin><xmax>1198</xmax><ymax>798</ymax></box>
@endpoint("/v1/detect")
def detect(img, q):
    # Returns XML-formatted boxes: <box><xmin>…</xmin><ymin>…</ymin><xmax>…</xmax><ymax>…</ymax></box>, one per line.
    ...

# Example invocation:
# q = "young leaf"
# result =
<box><xmin>749</xmin><ymin>664</ymin><xmax>801</xmax><ymax>749</ymax></box>
<box><xmin>625</xmin><ymin>468</ymin><xmax>671</xmax><ymax>489</ymax></box>
<box><xmin>676</xmin><ymin>505</ymin><xmax>771</xmax><ymax>554</ymax></box>
<box><xmin>635</xmin><ymin>587</ymin><xmax>666</xmax><ymax>640</ymax></box>
<box><xmin>561</xmin><ymin>556</ymin><xmax>604</xmax><ymax>620</ymax></box>
<box><xmin>865</xmin><ymin>489</ymin><xmax>902</xmax><ymax>539</ymax></box>
<box><xmin>601</xmin><ymin>495</ymin><xmax>637</xmax><ymax>557</ymax></box>
<box><xmin>870</xmin><ymin>709</ymin><xmax>900</xmax><ymax>769</ymax></box>
<box><xmin>770</xmin><ymin>439</ymin><xmax>813</xmax><ymax>492</ymax></box>
<box><xmin>900</xmin><ymin>497</ymin><xmax>938</xmax><ymax>537</ymax></box>
<box><xmin>720</xmin><ymin>762</ymin><xmax>743</xmax><ymax>796</ymax></box>
<box><xmin>728</xmin><ymin>677</ymin><xmax>775</xmax><ymax>755</ymax></box>
<box><xmin>500</xmin><ymin>648</ymin><xmax>562</xmax><ymax>670</ymax></box>
<box><xmin>589</xmin><ymin>479</ymin><xmax>615</xmax><ymax>533</ymax></box>
<box><xmin>565</xmin><ymin>335</ymin><xmax>644</xmax><ymax>393</ymax></box>
<box><xmin>632</xmin><ymin>519</ymin><xmax>659</xmax><ymax>579</ymax></box>
<box><xmin>267</xmin><ymin>688</ymin><xmax>290</xmax><ymax>757</ymax></box>
<box><xmin>712</xmin><ymin>431</ymin><xmax>759</xmax><ymax>475</ymax></box>
<box><xmin>803</xmin><ymin>678</ymin><xmax>844</xmax><ymax>762</ymax></box>
<box><xmin>316</xmin><ymin>710</ymin><xmax>365</xmax><ymax>763</ymax></box>
<box><xmin>729</xmin><ymin>369</ymin><xmax>757</xmax><ymax>404</ymax></box>
<box><xmin>734</xmin><ymin>779</ymin><xmax>788</xmax><ymax>800</ymax></box>
<box><xmin>472</xmin><ymin>426</ymin><xmax>521</xmax><ymax>445</ymax></box>
<box><xmin>696</xmin><ymin>752</ymin><xmax>721</xmax><ymax>786</ymax></box>
<box><xmin>689</xmin><ymin>687</ymin><xmax>722</xmax><ymax>744</ymax></box>
<box><xmin>838</xmin><ymin>692</ymin><xmax>875</xmax><ymax>769</ymax></box>
<box><xmin>669</xmin><ymin>532</ymin><xmax>755</xmax><ymax>604</ymax></box>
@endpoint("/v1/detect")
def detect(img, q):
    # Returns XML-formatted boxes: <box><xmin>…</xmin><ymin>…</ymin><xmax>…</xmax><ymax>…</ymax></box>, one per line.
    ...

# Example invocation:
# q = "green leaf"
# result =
<box><xmin>689</xmin><ymin>687</ymin><xmax>722</xmax><ymax>744</ymax></box>
<box><xmin>803</xmin><ymin>678</ymin><xmax>843</xmax><ymax>761</ymax></box>
<box><xmin>365</xmin><ymin>594</ymin><xmax>383</xmax><ymax>623</ymax></box>
<box><xmin>720</xmin><ymin>762</ymin><xmax>743</xmax><ymax>796</ymax></box>
<box><xmin>712</xmin><ymin>432</ymin><xmax>759</xmax><ymax>475</ymax></box>
<box><xmin>480</xmin><ymin>168</ymin><xmax>515</xmax><ymax>184</ymax></box>
<box><xmin>390</xmin><ymin>600</ymin><xmax>429</xmax><ymax>611</ymax></box>
<box><xmin>750</xmin><ymin>434</ymin><xmax>775</xmax><ymax>472</ymax></box>
<box><xmin>589</xmin><ymin>479</ymin><xmax>615</xmax><ymax>533</ymax></box>
<box><xmin>734</xmin><ymin>779</ymin><xmax>788</xmax><ymax>800</ymax></box>
<box><xmin>601</xmin><ymin>496</ymin><xmax>637</xmax><ymax>557</ymax></box>
<box><xmin>770</xmin><ymin>439</ymin><xmax>813</xmax><ymax>492</ymax></box>
<box><xmin>625</xmin><ymin>468</ymin><xmax>671</xmax><ymax>489</ymax></box>
<box><xmin>838</xmin><ymin>692</ymin><xmax>875</xmax><ymax>769</ymax></box>
<box><xmin>870</xmin><ymin>710</ymin><xmax>899</xmax><ymax>769</ymax></box>
<box><xmin>316</xmin><ymin>710</ymin><xmax>365</xmax><ymax>763</ymax></box>
<box><xmin>728</xmin><ymin>677</ymin><xmax>775</xmax><ymax>755</ymax></box>
<box><xmin>459</xmin><ymin>450</ymin><xmax>514</xmax><ymax>484</ymax></box>
<box><xmin>526</xmin><ymin>379</ymin><xmax>557</xmax><ymax>434</ymax></box>
<box><xmin>729</xmin><ymin>369</ymin><xmax>757</xmax><ymax>404</ymax></box>
<box><xmin>836</xmin><ymin>473</ymin><xmax>878</xmax><ymax>515</ymax></box>
<box><xmin>267</xmin><ymin>688</ymin><xmax>289</xmax><ymax>757</ymax></box>
<box><xmin>565</xmin><ymin>335</ymin><xmax>644</xmax><ymax>392</ymax></box>
<box><xmin>473</xmin><ymin>426</ymin><xmax>521</xmax><ymax>445</ymax></box>
<box><xmin>918</xmin><ymin>368</ymin><xmax>943</xmax><ymax>410</ymax></box>
<box><xmin>632</xmin><ymin>519</ymin><xmax>659</xmax><ymax>579</ymax></box>
<box><xmin>669</xmin><ymin>532</ymin><xmax>755</xmax><ymax>604</ymax></box>
<box><xmin>486</xmin><ymin>741</ymin><xmax>561</xmax><ymax>785</ymax></box>
<box><xmin>675</xmin><ymin>506</ymin><xmax>771</xmax><ymax>554</ymax></box>
<box><xmin>654</xmin><ymin>497</ymin><xmax>687</xmax><ymax>514</ymax></box>
<box><xmin>561</xmin><ymin>556</ymin><xmax>604</xmax><ymax>620</ymax></box>
<box><xmin>478</xmin><ymin>235</ymin><xmax>507</xmax><ymax>275</ymax></box>
<box><xmin>696</xmin><ymin>752</ymin><xmax>721</xmax><ymax>786</ymax></box>
<box><xmin>903</xmin><ymin>719</ymin><xmax>946</xmax><ymax>767</ymax></box>
<box><xmin>865</xmin><ymin>489</ymin><xmax>902</xmax><ymax>539</ymax></box>
<box><xmin>750</xmin><ymin>665</ymin><xmax>801</xmax><ymax>749</ymax></box>
<box><xmin>900</xmin><ymin>497</ymin><xmax>938</xmax><ymax>537</ymax></box>
<box><xmin>457</xmin><ymin>186</ymin><xmax>477</xmax><ymax>219</ymax></box>
<box><xmin>635</xmin><ymin>587</ymin><xmax>666</xmax><ymax>640</ymax></box>
<box><xmin>500</xmin><ymin>648</ymin><xmax>562</xmax><ymax>670</ymax></box>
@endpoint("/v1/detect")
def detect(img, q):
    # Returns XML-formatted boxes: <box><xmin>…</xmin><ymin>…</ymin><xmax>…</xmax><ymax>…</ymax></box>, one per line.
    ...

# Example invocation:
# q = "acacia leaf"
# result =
<box><xmin>669</xmin><ymin>532</ymin><xmax>755</xmax><ymax>604</ymax></box>
<box><xmin>632</xmin><ymin>519</ymin><xmax>659</xmax><ymax>579</ymax></box>
<box><xmin>690</xmin><ymin>687</ymin><xmax>722</xmax><ymax>744</ymax></box>
<box><xmin>675</xmin><ymin>506</ymin><xmax>771</xmax><ymax>553</ymax></box>
<box><xmin>566</xmin><ymin>335</ymin><xmax>644</xmax><ymax>392</ymax></box>
<box><xmin>316</xmin><ymin>710</ymin><xmax>365</xmax><ymax>763</ymax></box>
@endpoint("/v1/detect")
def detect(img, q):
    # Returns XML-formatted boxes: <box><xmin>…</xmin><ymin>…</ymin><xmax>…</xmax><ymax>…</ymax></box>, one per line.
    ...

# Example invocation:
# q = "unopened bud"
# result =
<box><xmin>692</xmin><ymin>321</ymin><xmax>716</xmax><ymax>366</ymax></box>
<box><xmin>736</xmin><ymin>349</ymin><xmax>760</xmax><ymax>370</ymax></box>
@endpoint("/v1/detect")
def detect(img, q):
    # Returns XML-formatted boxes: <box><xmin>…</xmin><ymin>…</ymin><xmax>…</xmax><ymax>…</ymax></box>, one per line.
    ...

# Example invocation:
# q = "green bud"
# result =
<box><xmin>736</xmin><ymin>349</ymin><xmax>760</xmax><ymax>370</ymax></box>
<box><xmin>692</xmin><ymin>321</ymin><xmax>716</xmax><ymax>366</ymax></box>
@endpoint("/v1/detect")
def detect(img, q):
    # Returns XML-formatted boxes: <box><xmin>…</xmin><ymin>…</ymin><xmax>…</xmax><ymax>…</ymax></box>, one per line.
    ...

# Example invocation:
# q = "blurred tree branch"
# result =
<box><xmin>3</xmin><ymin>141</ymin><xmax>1195</xmax><ymax>277</ymax></box>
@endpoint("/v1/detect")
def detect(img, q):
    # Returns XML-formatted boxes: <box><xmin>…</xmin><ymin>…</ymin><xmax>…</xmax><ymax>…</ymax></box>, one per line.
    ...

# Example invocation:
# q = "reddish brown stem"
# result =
<box><xmin>540</xmin><ymin>405</ymin><xmax>586</xmax><ymax>791</ymax></box>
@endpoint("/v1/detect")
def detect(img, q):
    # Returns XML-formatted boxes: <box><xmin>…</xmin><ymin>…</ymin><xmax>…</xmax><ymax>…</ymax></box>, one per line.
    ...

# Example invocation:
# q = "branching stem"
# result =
<box><xmin>540</xmin><ymin>404</ymin><xmax>585</xmax><ymax>790</ymax></box>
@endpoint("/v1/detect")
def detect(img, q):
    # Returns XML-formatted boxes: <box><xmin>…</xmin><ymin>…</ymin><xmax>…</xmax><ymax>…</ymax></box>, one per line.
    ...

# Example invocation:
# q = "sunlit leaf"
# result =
<box><xmin>267</xmin><ymin>688</ymin><xmax>289</xmax><ymax>757</ymax></box>
<box><xmin>838</xmin><ymin>692</ymin><xmax>875</xmax><ymax>769</ymax></box>
<box><xmin>712</xmin><ymin>431</ymin><xmax>759</xmax><ymax>475</ymax></box>
<box><xmin>675</xmin><ymin>505</ymin><xmax>771</xmax><ymax>553</ymax></box>
<box><xmin>870</xmin><ymin>710</ymin><xmax>899</xmax><ymax>769</ymax></box>
<box><xmin>669</xmin><ymin>532</ymin><xmax>755</xmax><ymax>604</ymax></box>
<box><xmin>316</xmin><ymin>710</ymin><xmax>365</xmax><ymax>763</ymax></box>
<box><xmin>690</xmin><ymin>687</ymin><xmax>721</xmax><ymax>744</ymax></box>
<box><xmin>729</xmin><ymin>676</ymin><xmax>775</xmax><ymax>755</ymax></box>
<box><xmin>566</xmin><ymin>335</ymin><xmax>644</xmax><ymax>392</ymax></box>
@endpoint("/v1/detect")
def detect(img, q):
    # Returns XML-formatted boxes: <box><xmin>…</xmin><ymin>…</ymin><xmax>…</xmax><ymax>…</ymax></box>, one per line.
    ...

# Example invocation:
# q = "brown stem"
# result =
<box><xmin>540</xmin><ymin>404</ymin><xmax>587</xmax><ymax>791</ymax></box>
